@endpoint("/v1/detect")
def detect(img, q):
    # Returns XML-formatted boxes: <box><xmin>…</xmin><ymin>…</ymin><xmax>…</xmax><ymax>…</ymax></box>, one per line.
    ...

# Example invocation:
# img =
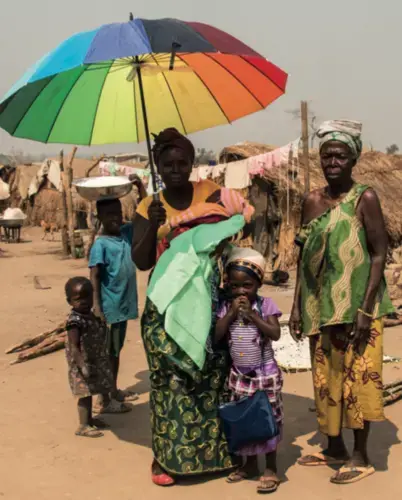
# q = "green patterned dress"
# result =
<box><xmin>297</xmin><ymin>184</ymin><xmax>394</xmax><ymax>336</ymax></box>
<box><xmin>141</xmin><ymin>268</ymin><xmax>235</xmax><ymax>476</ymax></box>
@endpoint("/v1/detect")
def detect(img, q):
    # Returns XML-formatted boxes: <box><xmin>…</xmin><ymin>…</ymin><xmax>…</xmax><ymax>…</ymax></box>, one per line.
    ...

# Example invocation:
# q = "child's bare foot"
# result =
<box><xmin>75</xmin><ymin>425</ymin><xmax>104</xmax><ymax>438</ymax></box>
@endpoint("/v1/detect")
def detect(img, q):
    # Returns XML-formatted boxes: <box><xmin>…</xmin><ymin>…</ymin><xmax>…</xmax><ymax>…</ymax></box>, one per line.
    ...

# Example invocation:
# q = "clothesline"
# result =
<box><xmin>190</xmin><ymin>138</ymin><xmax>300</xmax><ymax>189</ymax></box>
<box><xmin>98</xmin><ymin>137</ymin><xmax>300</xmax><ymax>193</ymax></box>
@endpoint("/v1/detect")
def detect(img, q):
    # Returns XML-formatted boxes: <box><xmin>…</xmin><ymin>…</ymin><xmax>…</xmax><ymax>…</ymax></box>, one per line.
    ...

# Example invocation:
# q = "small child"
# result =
<box><xmin>65</xmin><ymin>277</ymin><xmax>113</xmax><ymax>438</ymax></box>
<box><xmin>215</xmin><ymin>248</ymin><xmax>283</xmax><ymax>494</ymax></box>
<box><xmin>89</xmin><ymin>198</ymin><xmax>139</xmax><ymax>413</ymax></box>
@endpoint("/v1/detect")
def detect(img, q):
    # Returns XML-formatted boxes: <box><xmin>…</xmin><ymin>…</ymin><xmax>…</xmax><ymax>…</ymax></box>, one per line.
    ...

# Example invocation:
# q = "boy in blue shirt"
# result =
<box><xmin>89</xmin><ymin>198</ymin><xmax>138</xmax><ymax>413</ymax></box>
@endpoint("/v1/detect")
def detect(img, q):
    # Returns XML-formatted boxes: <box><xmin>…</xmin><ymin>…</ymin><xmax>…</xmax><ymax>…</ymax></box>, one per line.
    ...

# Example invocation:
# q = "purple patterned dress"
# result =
<box><xmin>217</xmin><ymin>296</ymin><xmax>283</xmax><ymax>456</ymax></box>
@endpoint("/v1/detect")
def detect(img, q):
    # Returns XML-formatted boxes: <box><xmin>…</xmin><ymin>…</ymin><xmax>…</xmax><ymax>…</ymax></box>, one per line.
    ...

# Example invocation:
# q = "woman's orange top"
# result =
<box><xmin>135</xmin><ymin>179</ymin><xmax>220</xmax><ymax>240</ymax></box>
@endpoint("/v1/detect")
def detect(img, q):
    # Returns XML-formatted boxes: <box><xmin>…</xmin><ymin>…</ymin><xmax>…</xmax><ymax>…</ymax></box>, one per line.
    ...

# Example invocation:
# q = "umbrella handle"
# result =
<box><xmin>135</xmin><ymin>56</ymin><xmax>159</xmax><ymax>200</ymax></box>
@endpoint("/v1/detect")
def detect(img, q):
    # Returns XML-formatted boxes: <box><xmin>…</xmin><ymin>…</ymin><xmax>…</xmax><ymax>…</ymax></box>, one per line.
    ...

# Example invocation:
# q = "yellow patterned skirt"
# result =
<box><xmin>309</xmin><ymin>319</ymin><xmax>385</xmax><ymax>436</ymax></box>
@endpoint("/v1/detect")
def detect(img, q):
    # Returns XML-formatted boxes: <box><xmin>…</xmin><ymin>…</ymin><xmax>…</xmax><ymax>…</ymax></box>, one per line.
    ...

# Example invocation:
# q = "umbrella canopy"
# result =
<box><xmin>0</xmin><ymin>18</ymin><xmax>288</xmax><ymax>146</ymax></box>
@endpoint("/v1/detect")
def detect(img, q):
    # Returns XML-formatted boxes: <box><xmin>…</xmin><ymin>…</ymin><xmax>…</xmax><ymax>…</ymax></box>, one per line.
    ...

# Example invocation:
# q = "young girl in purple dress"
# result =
<box><xmin>215</xmin><ymin>248</ymin><xmax>283</xmax><ymax>494</ymax></box>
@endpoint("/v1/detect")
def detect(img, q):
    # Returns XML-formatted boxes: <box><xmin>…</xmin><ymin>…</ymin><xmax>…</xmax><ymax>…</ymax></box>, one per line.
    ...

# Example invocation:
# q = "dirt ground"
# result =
<box><xmin>1</xmin><ymin>227</ymin><xmax>401</xmax><ymax>500</ymax></box>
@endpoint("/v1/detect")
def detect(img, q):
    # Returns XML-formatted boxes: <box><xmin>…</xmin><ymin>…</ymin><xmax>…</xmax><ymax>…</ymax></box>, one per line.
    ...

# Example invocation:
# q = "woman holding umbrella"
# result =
<box><xmin>0</xmin><ymin>16</ymin><xmax>287</xmax><ymax>486</ymax></box>
<box><xmin>132</xmin><ymin>127</ymin><xmax>255</xmax><ymax>486</ymax></box>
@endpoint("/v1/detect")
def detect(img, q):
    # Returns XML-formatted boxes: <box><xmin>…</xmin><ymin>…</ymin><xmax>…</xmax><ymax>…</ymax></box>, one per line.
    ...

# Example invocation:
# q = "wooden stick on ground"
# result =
<box><xmin>384</xmin><ymin>391</ymin><xmax>402</xmax><ymax>407</ymax></box>
<box><xmin>5</xmin><ymin>322</ymin><xmax>66</xmax><ymax>354</ymax></box>
<box><xmin>10</xmin><ymin>333</ymin><xmax>67</xmax><ymax>365</ymax></box>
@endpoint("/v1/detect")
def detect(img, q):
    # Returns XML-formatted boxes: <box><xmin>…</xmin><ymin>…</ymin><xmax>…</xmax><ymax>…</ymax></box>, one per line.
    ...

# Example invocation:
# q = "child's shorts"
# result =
<box><xmin>108</xmin><ymin>321</ymin><xmax>128</xmax><ymax>357</ymax></box>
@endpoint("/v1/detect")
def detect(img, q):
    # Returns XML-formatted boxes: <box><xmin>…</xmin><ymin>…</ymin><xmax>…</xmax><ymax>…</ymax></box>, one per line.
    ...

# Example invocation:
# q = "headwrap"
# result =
<box><xmin>226</xmin><ymin>247</ymin><xmax>266</xmax><ymax>283</ymax></box>
<box><xmin>152</xmin><ymin>127</ymin><xmax>195</xmax><ymax>166</ymax></box>
<box><xmin>317</xmin><ymin>120</ymin><xmax>363</xmax><ymax>159</ymax></box>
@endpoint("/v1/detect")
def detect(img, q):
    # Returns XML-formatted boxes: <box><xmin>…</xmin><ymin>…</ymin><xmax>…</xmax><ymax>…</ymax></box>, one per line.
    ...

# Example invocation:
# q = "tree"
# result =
<box><xmin>386</xmin><ymin>144</ymin><xmax>399</xmax><ymax>155</ymax></box>
<box><xmin>287</xmin><ymin>105</ymin><xmax>319</xmax><ymax>148</ymax></box>
<box><xmin>195</xmin><ymin>147</ymin><xmax>216</xmax><ymax>165</ymax></box>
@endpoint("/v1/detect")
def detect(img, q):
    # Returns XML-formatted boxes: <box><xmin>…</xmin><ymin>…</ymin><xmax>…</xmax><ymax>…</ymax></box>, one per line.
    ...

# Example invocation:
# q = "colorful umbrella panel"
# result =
<box><xmin>0</xmin><ymin>18</ymin><xmax>288</xmax><ymax>145</ymax></box>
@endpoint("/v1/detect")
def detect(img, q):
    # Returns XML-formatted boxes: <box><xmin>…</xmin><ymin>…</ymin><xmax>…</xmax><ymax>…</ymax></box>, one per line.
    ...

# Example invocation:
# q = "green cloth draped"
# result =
<box><xmin>147</xmin><ymin>215</ymin><xmax>245</xmax><ymax>369</ymax></box>
<box><xmin>297</xmin><ymin>184</ymin><xmax>394</xmax><ymax>336</ymax></box>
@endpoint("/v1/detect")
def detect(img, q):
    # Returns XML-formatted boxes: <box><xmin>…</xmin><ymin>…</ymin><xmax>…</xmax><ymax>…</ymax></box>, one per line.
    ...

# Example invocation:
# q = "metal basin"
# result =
<box><xmin>73</xmin><ymin>176</ymin><xmax>133</xmax><ymax>202</ymax></box>
<box><xmin>0</xmin><ymin>218</ymin><xmax>24</xmax><ymax>228</ymax></box>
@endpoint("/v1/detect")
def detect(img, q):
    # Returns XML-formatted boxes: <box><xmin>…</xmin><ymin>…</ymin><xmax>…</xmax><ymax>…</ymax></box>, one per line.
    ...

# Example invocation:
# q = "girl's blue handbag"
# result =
<box><xmin>219</xmin><ymin>390</ymin><xmax>279</xmax><ymax>453</ymax></box>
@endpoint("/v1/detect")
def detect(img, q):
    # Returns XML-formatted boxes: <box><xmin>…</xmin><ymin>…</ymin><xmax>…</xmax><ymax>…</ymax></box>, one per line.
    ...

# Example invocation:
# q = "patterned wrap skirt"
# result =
<box><xmin>141</xmin><ymin>298</ymin><xmax>236</xmax><ymax>476</ymax></box>
<box><xmin>310</xmin><ymin>319</ymin><xmax>385</xmax><ymax>436</ymax></box>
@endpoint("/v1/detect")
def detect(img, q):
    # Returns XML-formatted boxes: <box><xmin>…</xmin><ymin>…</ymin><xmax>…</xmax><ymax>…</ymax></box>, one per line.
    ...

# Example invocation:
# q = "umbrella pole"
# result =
<box><xmin>135</xmin><ymin>57</ymin><xmax>158</xmax><ymax>198</ymax></box>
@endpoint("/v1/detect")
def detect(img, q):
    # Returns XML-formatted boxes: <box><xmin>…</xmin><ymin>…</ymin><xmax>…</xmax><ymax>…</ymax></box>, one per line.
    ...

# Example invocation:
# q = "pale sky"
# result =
<box><xmin>1</xmin><ymin>0</ymin><xmax>401</xmax><ymax>156</ymax></box>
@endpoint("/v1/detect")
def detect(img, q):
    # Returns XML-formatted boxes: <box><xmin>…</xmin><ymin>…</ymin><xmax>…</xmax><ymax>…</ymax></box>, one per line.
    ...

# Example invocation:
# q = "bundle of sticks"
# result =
<box><xmin>383</xmin><ymin>379</ymin><xmax>402</xmax><ymax>407</ymax></box>
<box><xmin>5</xmin><ymin>322</ymin><xmax>66</xmax><ymax>365</ymax></box>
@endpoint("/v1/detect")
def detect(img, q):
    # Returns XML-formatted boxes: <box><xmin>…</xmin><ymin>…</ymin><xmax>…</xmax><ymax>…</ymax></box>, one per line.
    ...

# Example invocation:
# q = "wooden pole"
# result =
<box><xmin>85</xmin><ymin>154</ymin><xmax>105</xmax><ymax>177</ymax></box>
<box><xmin>301</xmin><ymin>101</ymin><xmax>310</xmax><ymax>194</ymax></box>
<box><xmin>59</xmin><ymin>150</ymin><xmax>69</xmax><ymax>256</ymax></box>
<box><xmin>65</xmin><ymin>147</ymin><xmax>78</xmax><ymax>258</ymax></box>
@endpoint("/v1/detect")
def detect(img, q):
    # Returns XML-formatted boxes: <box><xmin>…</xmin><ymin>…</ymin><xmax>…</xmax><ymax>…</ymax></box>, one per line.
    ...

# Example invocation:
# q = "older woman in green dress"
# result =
<box><xmin>290</xmin><ymin>120</ymin><xmax>394</xmax><ymax>485</ymax></box>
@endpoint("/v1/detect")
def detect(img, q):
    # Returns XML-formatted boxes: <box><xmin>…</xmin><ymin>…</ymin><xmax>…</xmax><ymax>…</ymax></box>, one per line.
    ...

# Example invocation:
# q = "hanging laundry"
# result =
<box><xmin>273</xmin><ymin>148</ymin><xmax>282</xmax><ymax>167</ymax></box>
<box><xmin>212</xmin><ymin>164</ymin><xmax>226</xmax><ymax>179</ymax></box>
<box><xmin>224</xmin><ymin>159</ymin><xmax>251</xmax><ymax>189</ymax></box>
<box><xmin>248</xmin><ymin>153</ymin><xmax>268</xmax><ymax>176</ymax></box>
<box><xmin>189</xmin><ymin>168</ymin><xmax>199</xmax><ymax>182</ymax></box>
<box><xmin>198</xmin><ymin>165</ymin><xmax>214</xmax><ymax>180</ymax></box>
<box><xmin>278</xmin><ymin>144</ymin><xmax>291</xmax><ymax>166</ymax></box>
<box><xmin>291</xmin><ymin>138</ymin><xmax>300</xmax><ymax>163</ymax></box>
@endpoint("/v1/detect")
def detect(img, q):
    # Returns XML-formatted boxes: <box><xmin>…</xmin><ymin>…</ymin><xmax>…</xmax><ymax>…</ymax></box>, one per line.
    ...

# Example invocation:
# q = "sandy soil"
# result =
<box><xmin>0</xmin><ymin>227</ymin><xmax>401</xmax><ymax>500</ymax></box>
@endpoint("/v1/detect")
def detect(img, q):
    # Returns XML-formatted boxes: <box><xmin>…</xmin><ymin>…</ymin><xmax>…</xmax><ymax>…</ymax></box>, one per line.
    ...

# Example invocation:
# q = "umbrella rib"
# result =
<box><xmin>203</xmin><ymin>53</ymin><xmax>264</xmax><ymax>109</ymax></box>
<box><xmin>177</xmin><ymin>54</ymin><xmax>231</xmax><ymax>125</ymax></box>
<box><xmin>150</xmin><ymin>54</ymin><xmax>187</xmax><ymax>135</ymax></box>
<box><xmin>239</xmin><ymin>56</ymin><xmax>285</xmax><ymax>94</ymax></box>
<box><xmin>88</xmin><ymin>63</ymin><xmax>113</xmax><ymax>145</ymax></box>
<box><xmin>7</xmin><ymin>76</ymin><xmax>55</xmax><ymax>137</ymax></box>
<box><xmin>44</xmin><ymin>68</ymin><xmax>88</xmax><ymax>144</ymax></box>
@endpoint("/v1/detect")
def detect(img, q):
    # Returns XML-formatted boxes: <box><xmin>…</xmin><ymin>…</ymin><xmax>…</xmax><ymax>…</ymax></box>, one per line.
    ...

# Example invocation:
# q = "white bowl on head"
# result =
<box><xmin>73</xmin><ymin>176</ymin><xmax>133</xmax><ymax>202</ymax></box>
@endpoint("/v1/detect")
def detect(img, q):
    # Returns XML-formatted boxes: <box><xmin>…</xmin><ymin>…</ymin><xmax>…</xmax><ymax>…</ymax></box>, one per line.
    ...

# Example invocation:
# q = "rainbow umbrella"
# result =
<box><xmin>0</xmin><ymin>16</ymin><xmax>287</xmax><ymax>190</ymax></box>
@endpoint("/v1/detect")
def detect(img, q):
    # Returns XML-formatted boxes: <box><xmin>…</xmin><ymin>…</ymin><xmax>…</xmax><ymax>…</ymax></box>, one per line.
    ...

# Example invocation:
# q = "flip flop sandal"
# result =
<box><xmin>298</xmin><ymin>452</ymin><xmax>348</xmax><ymax>467</ymax></box>
<box><xmin>98</xmin><ymin>400</ymin><xmax>132</xmax><ymax>414</ymax></box>
<box><xmin>75</xmin><ymin>425</ymin><xmax>104</xmax><ymax>438</ymax></box>
<box><xmin>257</xmin><ymin>475</ymin><xmax>280</xmax><ymax>494</ymax></box>
<box><xmin>330</xmin><ymin>465</ymin><xmax>375</xmax><ymax>485</ymax></box>
<box><xmin>119</xmin><ymin>390</ymin><xmax>140</xmax><ymax>402</ymax></box>
<box><xmin>226</xmin><ymin>470</ymin><xmax>252</xmax><ymax>483</ymax></box>
<box><xmin>90</xmin><ymin>418</ymin><xmax>110</xmax><ymax>430</ymax></box>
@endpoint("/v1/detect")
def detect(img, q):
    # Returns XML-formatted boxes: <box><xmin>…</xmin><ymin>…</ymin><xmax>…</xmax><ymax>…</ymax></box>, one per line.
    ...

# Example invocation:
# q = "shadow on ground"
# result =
<box><xmin>111</xmin><ymin>372</ymin><xmax>400</xmax><ymax>483</ymax></box>
<box><xmin>110</xmin><ymin>388</ymin><xmax>319</xmax><ymax>482</ymax></box>
<box><xmin>307</xmin><ymin>418</ymin><xmax>400</xmax><ymax>472</ymax></box>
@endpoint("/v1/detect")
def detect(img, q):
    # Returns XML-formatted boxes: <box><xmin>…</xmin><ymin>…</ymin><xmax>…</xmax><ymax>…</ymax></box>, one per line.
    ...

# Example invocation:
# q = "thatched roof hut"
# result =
<box><xmin>219</xmin><ymin>142</ymin><xmax>275</xmax><ymax>163</ymax></box>
<box><xmin>219</xmin><ymin>143</ymin><xmax>402</xmax><ymax>273</ymax></box>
